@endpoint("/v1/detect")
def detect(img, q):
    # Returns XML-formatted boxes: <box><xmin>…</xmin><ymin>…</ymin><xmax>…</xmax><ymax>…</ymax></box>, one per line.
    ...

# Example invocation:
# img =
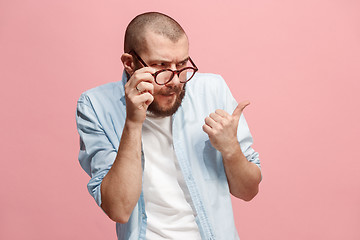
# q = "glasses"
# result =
<box><xmin>130</xmin><ymin>50</ymin><xmax>198</xmax><ymax>85</ymax></box>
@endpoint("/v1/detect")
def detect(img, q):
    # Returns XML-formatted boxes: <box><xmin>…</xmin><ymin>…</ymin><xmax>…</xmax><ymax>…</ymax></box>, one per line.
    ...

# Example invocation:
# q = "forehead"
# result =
<box><xmin>142</xmin><ymin>30</ymin><xmax>189</xmax><ymax>61</ymax></box>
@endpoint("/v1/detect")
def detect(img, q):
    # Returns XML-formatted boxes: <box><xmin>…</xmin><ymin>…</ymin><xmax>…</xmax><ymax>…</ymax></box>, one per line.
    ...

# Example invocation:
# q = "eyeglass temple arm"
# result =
<box><xmin>188</xmin><ymin>57</ymin><xmax>198</xmax><ymax>70</ymax></box>
<box><xmin>129</xmin><ymin>50</ymin><xmax>149</xmax><ymax>67</ymax></box>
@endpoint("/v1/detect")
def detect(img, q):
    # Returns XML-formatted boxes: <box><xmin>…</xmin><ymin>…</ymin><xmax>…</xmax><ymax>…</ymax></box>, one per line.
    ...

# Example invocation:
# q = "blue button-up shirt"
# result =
<box><xmin>76</xmin><ymin>72</ymin><xmax>261</xmax><ymax>240</ymax></box>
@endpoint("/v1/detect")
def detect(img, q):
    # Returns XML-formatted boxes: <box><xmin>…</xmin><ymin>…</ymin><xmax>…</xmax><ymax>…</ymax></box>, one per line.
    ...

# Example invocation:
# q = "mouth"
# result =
<box><xmin>155</xmin><ymin>85</ymin><xmax>184</xmax><ymax>101</ymax></box>
<box><xmin>157</xmin><ymin>89</ymin><xmax>178</xmax><ymax>96</ymax></box>
<box><xmin>161</xmin><ymin>92</ymin><xmax>176</xmax><ymax>96</ymax></box>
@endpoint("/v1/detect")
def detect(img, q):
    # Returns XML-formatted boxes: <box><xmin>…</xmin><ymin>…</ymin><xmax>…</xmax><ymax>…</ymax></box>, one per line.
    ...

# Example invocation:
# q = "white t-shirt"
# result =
<box><xmin>142</xmin><ymin>114</ymin><xmax>201</xmax><ymax>240</ymax></box>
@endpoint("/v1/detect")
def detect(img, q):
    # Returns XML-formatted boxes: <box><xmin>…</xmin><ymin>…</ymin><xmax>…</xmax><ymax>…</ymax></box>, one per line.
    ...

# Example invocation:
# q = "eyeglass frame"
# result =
<box><xmin>129</xmin><ymin>50</ymin><xmax>198</xmax><ymax>85</ymax></box>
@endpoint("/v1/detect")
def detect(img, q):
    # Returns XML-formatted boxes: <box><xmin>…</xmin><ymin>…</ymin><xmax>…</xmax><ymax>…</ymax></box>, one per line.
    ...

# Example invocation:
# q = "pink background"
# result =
<box><xmin>1</xmin><ymin>0</ymin><xmax>359</xmax><ymax>239</ymax></box>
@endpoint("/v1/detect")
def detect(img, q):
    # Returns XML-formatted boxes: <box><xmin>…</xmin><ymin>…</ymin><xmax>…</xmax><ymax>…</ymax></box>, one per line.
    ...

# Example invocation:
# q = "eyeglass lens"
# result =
<box><xmin>156</xmin><ymin>69</ymin><xmax>196</xmax><ymax>85</ymax></box>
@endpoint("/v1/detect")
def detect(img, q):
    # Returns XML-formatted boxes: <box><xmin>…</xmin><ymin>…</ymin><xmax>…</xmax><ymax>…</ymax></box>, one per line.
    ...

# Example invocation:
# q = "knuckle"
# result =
<box><xmin>217</xmin><ymin>119</ymin><xmax>224</xmax><ymax>127</ymax></box>
<box><xmin>215</xmin><ymin>109</ymin><xmax>224</xmax><ymax>115</ymax></box>
<box><xmin>133</xmin><ymin>71</ymin><xmax>141</xmax><ymax>79</ymax></box>
<box><xmin>125</xmin><ymin>87</ymin><xmax>131</xmax><ymax>96</ymax></box>
<box><xmin>131</xmin><ymin>71</ymin><xmax>137</xmax><ymax>79</ymax></box>
<box><xmin>144</xmin><ymin>92</ymin><xmax>153</xmax><ymax>100</ymax></box>
<box><xmin>137</xmin><ymin>82</ymin><xmax>142</xmax><ymax>88</ymax></box>
<box><xmin>149</xmin><ymin>83</ymin><xmax>154</xmax><ymax>91</ymax></box>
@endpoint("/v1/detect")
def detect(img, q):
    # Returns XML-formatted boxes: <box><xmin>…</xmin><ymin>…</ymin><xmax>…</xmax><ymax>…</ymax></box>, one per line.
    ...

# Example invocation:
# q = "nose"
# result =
<box><xmin>173</xmin><ymin>72</ymin><xmax>181</xmax><ymax>84</ymax></box>
<box><xmin>165</xmin><ymin>70</ymin><xmax>181</xmax><ymax>87</ymax></box>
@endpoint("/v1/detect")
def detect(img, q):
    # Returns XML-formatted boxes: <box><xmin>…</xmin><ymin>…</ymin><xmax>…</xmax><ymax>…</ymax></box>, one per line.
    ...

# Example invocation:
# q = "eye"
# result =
<box><xmin>177</xmin><ymin>60</ymin><xmax>188</xmax><ymax>68</ymax></box>
<box><xmin>152</xmin><ymin>62</ymin><xmax>168</xmax><ymax>68</ymax></box>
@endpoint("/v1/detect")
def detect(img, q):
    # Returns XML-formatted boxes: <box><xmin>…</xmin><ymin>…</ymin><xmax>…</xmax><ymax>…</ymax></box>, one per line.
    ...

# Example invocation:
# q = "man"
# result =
<box><xmin>76</xmin><ymin>12</ymin><xmax>261</xmax><ymax>240</ymax></box>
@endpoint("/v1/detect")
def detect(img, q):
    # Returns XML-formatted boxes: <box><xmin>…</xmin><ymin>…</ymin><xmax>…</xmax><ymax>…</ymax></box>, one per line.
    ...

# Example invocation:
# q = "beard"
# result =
<box><xmin>147</xmin><ymin>84</ymin><xmax>186</xmax><ymax>117</ymax></box>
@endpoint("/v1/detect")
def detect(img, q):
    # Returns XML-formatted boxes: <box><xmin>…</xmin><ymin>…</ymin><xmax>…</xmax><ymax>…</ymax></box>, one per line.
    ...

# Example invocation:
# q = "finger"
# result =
<box><xmin>134</xmin><ymin>92</ymin><xmax>154</xmax><ymax>105</ymax></box>
<box><xmin>131</xmin><ymin>72</ymin><xmax>154</xmax><ymax>86</ymax></box>
<box><xmin>125</xmin><ymin>75</ymin><xmax>153</xmax><ymax>95</ymax></box>
<box><xmin>209</xmin><ymin>112</ymin><xmax>224</xmax><ymax>123</ymax></box>
<box><xmin>215</xmin><ymin>109</ymin><xmax>230</xmax><ymax>118</ymax></box>
<box><xmin>202</xmin><ymin>124</ymin><xmax>213</xmax><ymax>135</ymax></box>
<box><xmin>127</xmin><ymin>67</ymin><xmax>156</xmax><ymax>88</ymax></box>
<box><xmin>134</xmin><ymin>66</ymin><xmax>156</xmax><ymax>76</ymax></box>
<box><xmin>143</xmin><ymin>93</ymin><xmax>154</xmax><ymax>106</ymax></box>
<box><xmin>133</xmin><ymin>92</ymin><xmax>154</xmax><ymax>108</ymax></box>
<box><xmin>136</xmin><ymin>81</ymin><xmax>154</xmax><ymax>95</ymax></box>
<box><xmin>232</xmin><ymin>101</ymin><xmax>250</xmax><ymax>118</ymax></box>
<box><xmin>204</xmin><ymin>116</ymin><xmax>218</xmax><ymax>129</ymax></box>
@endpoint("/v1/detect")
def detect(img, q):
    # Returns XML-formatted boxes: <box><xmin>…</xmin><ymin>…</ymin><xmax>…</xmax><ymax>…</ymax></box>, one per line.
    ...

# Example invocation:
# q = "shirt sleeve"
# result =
<box><xmin>76</xmin><ymin>94</ymin><xmax>117</xmax><ymax>207</ymax></box>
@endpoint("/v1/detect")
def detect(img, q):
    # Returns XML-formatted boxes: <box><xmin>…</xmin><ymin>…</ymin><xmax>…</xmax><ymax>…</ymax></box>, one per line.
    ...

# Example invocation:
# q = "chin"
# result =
<box><xmin>148</xmin><ymin>101</ymin><xmax>178</xmax><ymax>117</ymax></box>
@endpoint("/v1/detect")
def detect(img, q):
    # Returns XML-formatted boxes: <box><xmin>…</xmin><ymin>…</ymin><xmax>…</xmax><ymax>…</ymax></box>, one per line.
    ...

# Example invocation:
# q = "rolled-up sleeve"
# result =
<box><xmin>76</xmin><ymin>94</ymin><xmax>117</xmax><ymax>206</ymax></box>
<box><xmin>237</xmin><ymin>114</ymin><xmax>261</xmax><ymax>171</ymax></box>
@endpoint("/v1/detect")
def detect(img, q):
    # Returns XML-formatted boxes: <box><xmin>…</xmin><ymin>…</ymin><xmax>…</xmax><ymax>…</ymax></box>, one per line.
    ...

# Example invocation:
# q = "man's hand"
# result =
<box><xmin>203</xmin><ymin>101</ymin><xmax>260</xmax><ymax>201</ymax></box>
<box><xmin>124</xmin><ymin>67</ymin><xmax>156</xmax><ymax>124</ymax></box>
<box><xmin>202</xmin><ymin>101</ymin><xmax>250</xmax><ymax>156</ymax></box>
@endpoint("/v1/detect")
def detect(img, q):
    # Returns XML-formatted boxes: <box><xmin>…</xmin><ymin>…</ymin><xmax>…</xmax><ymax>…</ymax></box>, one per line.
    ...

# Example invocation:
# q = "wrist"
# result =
<box><xmin>221</xmin><ymin>141</ymin><xmax>242</xmax><ymax>161</ymax></box>
<box><xmin>124</xmin><ymin>118</ymin><xmax>143</xmax><ymax>130</ymax></box>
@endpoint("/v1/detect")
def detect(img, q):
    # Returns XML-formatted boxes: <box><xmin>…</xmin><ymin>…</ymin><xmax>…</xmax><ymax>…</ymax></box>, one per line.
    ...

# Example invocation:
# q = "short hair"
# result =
<box><xmin>124</xmin><ymin>12</ymin><xmax>187</xmax><ymax>54</ymax></box>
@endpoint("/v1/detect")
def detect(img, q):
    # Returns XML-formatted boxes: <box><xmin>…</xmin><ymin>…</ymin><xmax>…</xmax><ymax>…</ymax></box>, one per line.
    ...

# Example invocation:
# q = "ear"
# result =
<box><xmin>121</xmin><ymin>53</ymin><xmax>135</xmax><ymax>76</ymax></box>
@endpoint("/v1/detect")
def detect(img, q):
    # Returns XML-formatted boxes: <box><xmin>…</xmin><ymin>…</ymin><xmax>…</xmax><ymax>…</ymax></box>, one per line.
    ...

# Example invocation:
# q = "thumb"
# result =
<box><xmin>232</xmin><ymin>100</ymin><xmax>250</xmax><ymax>118</ymax></box>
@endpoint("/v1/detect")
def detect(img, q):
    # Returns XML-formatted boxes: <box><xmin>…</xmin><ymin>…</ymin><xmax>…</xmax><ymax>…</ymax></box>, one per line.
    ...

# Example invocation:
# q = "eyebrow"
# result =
<box><xmin>150</xmin><ymin>57</ymin><xmax>189</xmax><ymax>65</ymax></box>
<box><xmin>178</xmin><ymin>57</ymin><xmax>190</xmax><ymax>64</ymax></box>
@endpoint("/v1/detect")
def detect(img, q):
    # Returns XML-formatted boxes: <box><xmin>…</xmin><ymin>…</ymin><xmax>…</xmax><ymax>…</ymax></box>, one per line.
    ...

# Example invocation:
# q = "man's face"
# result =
<box><xmin>136</xmin><ymin>31</ymin><xmax>189</xmax><ymax>117</ymax></box>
